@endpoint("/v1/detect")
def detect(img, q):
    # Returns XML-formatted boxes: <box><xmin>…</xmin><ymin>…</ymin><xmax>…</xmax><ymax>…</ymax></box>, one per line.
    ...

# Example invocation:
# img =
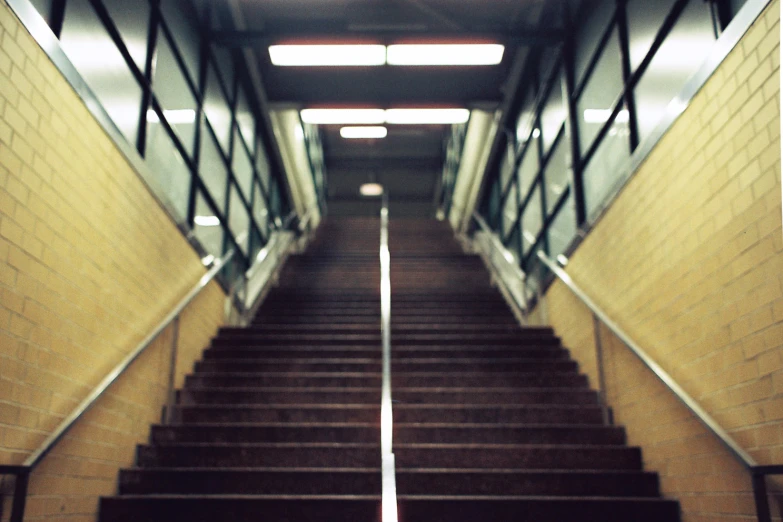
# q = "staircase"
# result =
<box><xmin>99</xmin><ymin>217</ymin><xmax>680</xmax><ymax>521</ymax></box>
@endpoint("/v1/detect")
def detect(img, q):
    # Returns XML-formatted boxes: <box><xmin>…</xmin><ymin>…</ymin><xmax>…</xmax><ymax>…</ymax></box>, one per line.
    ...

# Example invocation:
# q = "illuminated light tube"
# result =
<box><xmin>194</xmin><ymin>215</ymin><xmax>221</xmax><ymax>227</ymax></box>
<box><xmin>360</xmin><ymin>183</ymin><xmax>384</xmax><ymax>197</ymax></box>
<box><xmin>385</xmin><ymin>108</ymin><xmax>470</xmax><ymax>125</ymax></box>
<box><xmin>583</xmin><ymin>109</ymin><xmax>630</xmax><ymax>124</ymax></box>
<box><xmin>301</xmin><ymin>108</ymin><xmax>386</xmax><ymax>125</ymax></box>
<box><xmin>386</xmin><ymin>44</ymin><xmax>505</xmax><ymax>66</ymax></box>
<box><xmin>146</xmin><ymin>109</ymin><xmax>197</xmax><ymax>124</ymax></box>
<box><xmin>340</xmin><ymin>126</ymin><xmax>388</xmax><ymax>139</ymax></box>
<box><xmin>269</xmin><ymin>44</ymin><xmax>386</xmax><ymax>66</ymax></box>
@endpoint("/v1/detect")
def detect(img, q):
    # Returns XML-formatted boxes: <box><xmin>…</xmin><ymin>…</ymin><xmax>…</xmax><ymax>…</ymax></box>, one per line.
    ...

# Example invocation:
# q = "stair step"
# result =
<box><xmin>178</xmin><ymin>388</ymin><xmax>381</xmax><ymax>405</ymax></box>
<box><xmin>393</xmin><ymin>444</ymin><xmax>642</xmax><ymax>470</ymax></box>
<box><xmin>185</xmin><ymin>372</ymin><xmax>382</xmax><ymax>388</ymax></box>
<box><xmin>99</xmin><ymin>496</ymin><xmax>380</xmax><ymax>522</ymax></box>
<box><xmin>394</xmin><ymin>404</ymin><xmax>604</xmax><ymax>424</ymax></box>
<box><xmin>194</xmin><ymin>359</ymin><xmax>382</xmax><ymax>373</ymax></box>
<box><xmin>194</xmin><ymin>359</ymin><xmax>578</xmax><ymax>373</ymax></box>
<box><xmin>136</xmin><ymin>443</ymin><xmax>380</xmax><ymax>467</ymax></box>
<box><xmin>394</xmin><ymin>424</ymin><xmax>625</xmax><ymax>445</ymax></box>
<box><xmin>119</xmin><ymin>468</ymin><xmax>380</xmax><ymax>495</ymax></box>
<box><xmin>391</xmin><ymin>372</ymin><xmax>589</xmax><ymax>388</ymax></box>
<box><xmin>171</xmin><ymin>405</ymin><xmax>380</xmax><ymax>424</ymax></box>
<box><xmin>201</xmin><ymin>347</ymin><xmax>569</xmax><ymax>359</ymax></box>
<box><xmin>151</xmin><ymin>424</ymin><xmax>379</xmax><ymax>444</ymax></box>
<box><xmin>395</xmin><ymin>469</ymin><xmax>660</xmax><ymax>496</ymax></box>
<box><xmin>396</xmin><ymin>496</ymin><xmax>681</xmax><ymax>521</ymax></box>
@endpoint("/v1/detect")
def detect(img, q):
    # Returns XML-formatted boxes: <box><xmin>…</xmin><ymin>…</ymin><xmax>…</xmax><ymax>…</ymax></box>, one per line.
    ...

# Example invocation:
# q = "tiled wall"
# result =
<box><xmin>0</xmin><ymin>1</ymin><xmax>227</xmax><ymax>519</ymax></box>
<box><xmin>544</xmin><ymin>1</ymin><xmax>781</xmax><ymax>520</ymax></box>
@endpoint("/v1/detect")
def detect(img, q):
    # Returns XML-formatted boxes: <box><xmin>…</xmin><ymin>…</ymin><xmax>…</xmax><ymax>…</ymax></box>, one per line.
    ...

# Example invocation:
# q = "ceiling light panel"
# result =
<box><xmin>386</xmin><ymin>44</ymin><xmax>505</xmax><ymax>66</ymax></box>
<box><xmin>340</xmin><ymin>126</ymin><xmax>388</xmax><ymax>139</ymax></box>
<box><xmin>385</xmin><ymin>108</ymin><xmax>470</xmax><ymax>125</ymax></box>
<box><xmin>269</xmin><ymin>45</ymin><xmax>386</xmax><ymax>66</ymax></box>
<box><xmin>301</xmin><ymin>109</ymin><xmax>387</xmax><ymax>125</ymax></box>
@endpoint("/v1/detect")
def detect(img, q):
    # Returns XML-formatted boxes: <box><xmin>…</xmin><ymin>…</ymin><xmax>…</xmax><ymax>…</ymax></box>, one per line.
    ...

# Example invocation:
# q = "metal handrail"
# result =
<box><xmin>379</xmin><ymin>192</ymin><xmax>398</xmax><ymax>522</ymax></box>
<box><xmin>536</xmin><ymin>250</ymin><xmax>783</xmax><ymax>522</ymax></box>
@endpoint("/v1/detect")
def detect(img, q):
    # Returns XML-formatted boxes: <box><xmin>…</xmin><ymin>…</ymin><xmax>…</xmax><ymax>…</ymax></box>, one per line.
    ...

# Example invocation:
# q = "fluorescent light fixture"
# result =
<box><xmin>301</xmin><ymin>109</ymin><xmax>386</xmax><ymax>125</ymax></box>
<box><xmin>583</xmin><ymin>109</ymin><xmax>630</xmax><ymax>124</ymax></box>
<box><xmin>340</xmin><ymin>126</ymin><xmax>388</xmax><ymax>139</ymax></box>
<box><xmin>146</xmin><ymin>109</ymin><xmax>197</xmax><ymax>124</ymax></box>
<box><xmin>385</xmin><ymin>108</ymin><xmax>470</xmax><ymax>125</ymax></box>
<box><xmin>387</xmin><ymin>44</ymin><xmax>504</xmax><ymax>66</ymax></box>
<box><xmin>269</xmin><ymin>44</ymin><xmax>386</xmax><ymax>66</ymax></box>
<box><xmin>301</xmin><ymin>108</ymin><xmax>469</xmax><ymax>125</ymax></box>
<box><xmin>194</xmin><ymin>215</ymin><xmax>221</xmax><ymax>227</ymax></box>
<box><xmin>360</xmin><ymin>183</ymin><xmax>384</xmax><ymax>197</ymax></box>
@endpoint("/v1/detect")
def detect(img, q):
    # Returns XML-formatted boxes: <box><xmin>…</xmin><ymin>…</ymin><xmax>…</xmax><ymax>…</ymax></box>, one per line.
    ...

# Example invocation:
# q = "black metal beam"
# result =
<box><xmin>210</xmin><ymin>29</ymin><xmax>565</xmax><ymax>47</ymax></box>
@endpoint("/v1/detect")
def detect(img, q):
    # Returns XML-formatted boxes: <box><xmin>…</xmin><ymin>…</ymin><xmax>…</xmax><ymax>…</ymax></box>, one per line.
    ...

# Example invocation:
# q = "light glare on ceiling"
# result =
<box><xmin>386</xmin><ymin>44</ymin><xmax>505</xmax><ymax>66</ymax></box>
<box><xmin>194</xmin><ymin>215</ymin><xmax>221</xmax><ymax>227</ymax></box>
<box><xmin>269</xmin><ymin>44</ymin><xmax>386</xmax><ymax>66</ymax></box>
<box><xmin>147</xmin><ymin>109</ymin><xmax>197</xmax><ymax>124</ymax></box>
<box><xmin>340</xmin><ymin>126</ymin><xmax>388</xmax><ymax>139</ymax></box>
<box><xmin>583</xmin><ymin>109</ymin><xmax>630</xmax><ymax>124</ymax></box>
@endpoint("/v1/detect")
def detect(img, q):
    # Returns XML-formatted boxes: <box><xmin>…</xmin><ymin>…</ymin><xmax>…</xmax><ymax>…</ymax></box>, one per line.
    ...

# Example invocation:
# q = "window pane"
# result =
<box><xmin>583</xmin><ymin>109</ymin><xmax>631</xmax><ymax>217</ymax></box>
<box><xmin>60</xmin><ymin>0</ymin><xmax>143</xmax><ymax>144</ymax></box>
<box><xmin>160</xmin><ymin>0</ymin><xmax>201</xmax><ymax>83</ymax></box>
<box><xmin>29</xmin><ymin>0</ymin><xmax>53</xmax><ymax>25</ymax></box>
<box><xmin>153</xmin><ymin>35</ymin><xmax>198</xmax><ymax>155</ymax></box>
<box><xmin>577</xmin><ymin>29</ymin><xmax>624</xmax><ymax>155</ymax></box>
<box><xmin>103</xmin><ymin>0</ymin><xmax>149</xmax><ymax>70</ymax></box>
<box><xmin>213</xmin><ymin>46</ymin><xmax>235</xmax><ymax>99</ymax></box>
<box><xmin>521</xmin><ymin>184</ymin><xmax>543</xmax><ymax>256</ymax></box>
<box><xmin>501</xmin><ymin>181</ymin><xmax>518</xmax><ymax>238</ymax></box>
<box><xmin>730</xmin><ymin>0</ymin><xmax>749</xmax><ymax>17</ymax></box>
<box><xmin>575</xmin><ymin>0</ymin><xmax>616</xmax><ymax>86</ymax></box>
<box><xmin>236</xmin><ymin>86</ymin><xmax>255</xmax><ymax>150</ymax></box>
<box><xmin>228</xmin><ymin>186</ymin><xmax>250</xmax><ymax>255</ymax></box>
<box><xmin>499</xmin><ymin>141</ymin><xmax>516</xmax><ymax>192</ymax></box>
<box><xmin>199</xmin><ymin>120</ymin><xmax>228</xmax><ymax>210</ymax></box>
<box><xmin>543</xmin><ymin>138</ymin><xmax>571</xmax><ymax>216</ymax></box>
<box><xmin>514</xmin><ymin>92</ymin><xmax>535</xmax><ymax>152</ymax></box>
<box><xmin>253</xmin><ymin>182</ymin><xmax>269</xmax><ymax>238</ymax></box>
<box><xmin>256</xmin><ymin>141</ymin><xmax>271</xmax><ymax>192</ymax></box>
<box><xmin>626</xmin><ymin>0</ymin><xmax>678</xmax><ymax>71</ymax></box>
<box><xmin>517</xmin><ymin>135</ymin><xmax>539</xmax><ymax>199</ymax></box>
<box><xmin>548</xmin><ymin>194</ymin><xmax>577</xmax><ymax>257</ymax></box>
<box><xmin>232</xmin><ymin>127</ymin><xmax>254</xmax><ymax>200</ymax></box>
<box><xmin>634</xmin><ymin>1</ymin><xmax>716</xmax><ymax>142</ymax></box>
<box><xmin>145</xmin><ymin>123</ymin><xmax>192</xmax><ymax>222</ymax></box>
<box><xmin>193</xmin><ymin>191</ymin><xmax>223</xmax><ymax>257</ymax></box>
<box><xmin>540</xmin><ymin>68</ymin><xmax>566</xmax><ymax>154</ymax></box>
<box><xmin>204</xmin><ymin>64</ymin><xmax>232</xmax><ymax>152</ymax></box>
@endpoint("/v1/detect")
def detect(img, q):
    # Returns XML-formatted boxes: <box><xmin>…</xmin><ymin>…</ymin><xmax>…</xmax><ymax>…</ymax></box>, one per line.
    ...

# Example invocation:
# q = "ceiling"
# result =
<box><xmin>212</xmin><ymin>0</ymin><xmax>572</xmax><ymax>217</ymax></box>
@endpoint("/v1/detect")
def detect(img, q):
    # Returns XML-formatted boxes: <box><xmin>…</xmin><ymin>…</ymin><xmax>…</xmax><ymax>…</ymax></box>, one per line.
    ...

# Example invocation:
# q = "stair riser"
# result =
<box><xmin>172</xmin><ymin>407</ymin><xmax>379</xmax><ymax>424</ymax></box>
<box><xmin>178</xmin><ymin>390</ymin><xmax>380</xmax><ymax>405</ymax></box>
<box><xmin>394</xmin><ymin>447</ymin><xmax>642</xmax><ymax>470</ymax></box>
<box><xmin>396</xmin><ymin>498</ymin><xmax>681</xmax><ymax>522</ymax></box>
<box><xmin>194</xmin><ymin>361</ymin><xmax>578</xmax><ymax>373</ymax></box>
<box><xmin>137</xmin><ymin>446</ymin><xmax>378</xmax><ymax>467</ymax></box>
<box><xmin>396</xmin><ymin>471</ymin><xmax>660</xmax><ymax>496</ymax></box>
<box><xmin>394</xmin><ymin>407</ymin><xmax>604</xmax><ymax>425</ymax></box>
<box><xmin>151</xmin><ymin>426</ymin><xmax>379</xmax><ymax>444</ymax></box>
<box><xmin>100</xmin><ymin>498</ymin><xmax>380</xmax><ymax>522</ymax></box>
<box><xmin>119</xmin><ymin>470</ymin><xmax>380</xmax><ymax>495</ymax></box>
<box><xmin>201</xmin><ymin>348</ymin><xmax>569</xmax><ymax>359</ymax></box>
<box><xmin>185</xmin><ymin>374</ymin><xmax>382</xmax><ymax>388</ymax></box>
<box><xmin>394</xmin><ymin>426</ymin><xmax>625</xmax><ymax>445</ymax></box>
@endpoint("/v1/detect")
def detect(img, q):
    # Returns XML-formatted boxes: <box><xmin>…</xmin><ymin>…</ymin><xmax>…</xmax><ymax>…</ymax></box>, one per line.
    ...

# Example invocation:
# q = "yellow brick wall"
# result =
<box><xmin>544</xmin><ymin>1</ymin><xmax>781</xmax><ymax>520</ymax></box>
<box><xmin>0</xmin><ymin>1</ymin><xmax>227</xmax><ymax>520</ymax></box>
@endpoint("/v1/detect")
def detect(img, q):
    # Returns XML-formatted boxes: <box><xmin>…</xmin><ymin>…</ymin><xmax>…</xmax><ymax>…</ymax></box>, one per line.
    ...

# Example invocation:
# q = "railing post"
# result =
<box><xmin>164</xmin><ymin>316</ymin><xmax>180</xmax><ymax>425</ymax></box>
<box><xmin>10</xmin><ymin>470</ymin><xmax>29</xmax><ymax>522</ymax></box>
<box><xmin>752</xmin><ymin>471</ymin><xmax>771</xmax><ymax>522</ymax></box>
<box><xmin>592</xmin><ymin>313</ymin><xmax>610</xmax><ymax>425</ymax></box>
